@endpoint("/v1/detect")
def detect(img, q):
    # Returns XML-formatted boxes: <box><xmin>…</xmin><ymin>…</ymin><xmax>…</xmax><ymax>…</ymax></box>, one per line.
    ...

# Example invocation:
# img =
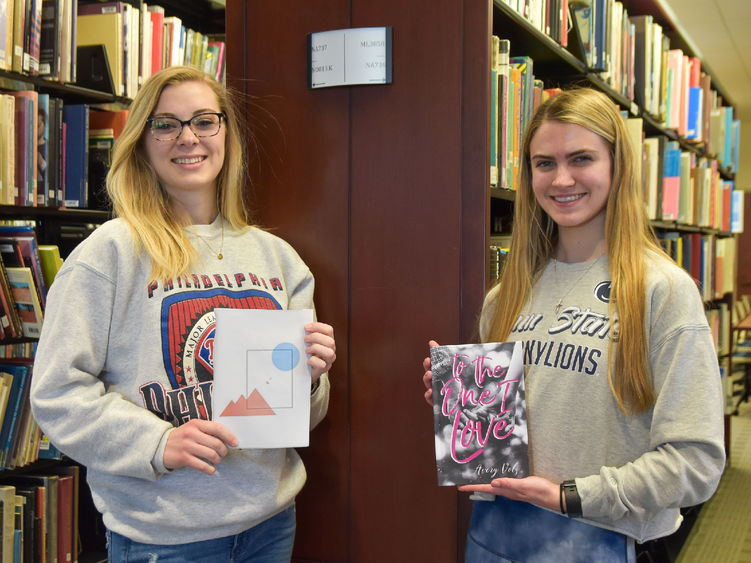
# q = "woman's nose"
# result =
<box><xmin>176</xmin><ymin>124</ymin><xmax>200</xmax><ymax>144</ymax></box>
<box><xmin>552</xmin><ymin>165</ymin><xmax>575</xmax><ymax>187</ymax></box>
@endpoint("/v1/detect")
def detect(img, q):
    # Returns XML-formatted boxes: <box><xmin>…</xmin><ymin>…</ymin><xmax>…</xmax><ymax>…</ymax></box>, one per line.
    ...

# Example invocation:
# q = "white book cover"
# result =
<box><xmin>212</xmin><ymin>308</ymin><xmax>313</xmax><ymax>448</ymax></box>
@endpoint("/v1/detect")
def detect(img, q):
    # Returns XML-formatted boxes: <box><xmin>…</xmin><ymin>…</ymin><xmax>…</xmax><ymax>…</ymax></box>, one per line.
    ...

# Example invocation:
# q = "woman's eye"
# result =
<box><xmin>153</xmin><ymin>120</ymin><xmax>177</xmax><ymax>131</ymax></box>
<box><xmin>534</xmin><ymin>160</ymin><xmax>553</xmax><ymax>169</ymax></box>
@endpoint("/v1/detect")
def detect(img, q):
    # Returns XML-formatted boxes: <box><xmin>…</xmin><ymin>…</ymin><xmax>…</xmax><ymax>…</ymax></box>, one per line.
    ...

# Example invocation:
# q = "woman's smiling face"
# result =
<box><xmin>529</xmin><ymin>120</ymin><xmax>612</xmax><ymax>239</ymax></box>
<box><xmin>144</xmin><ymin>80</ymin><xmax>226</xmax><ymax>206</ymax></box>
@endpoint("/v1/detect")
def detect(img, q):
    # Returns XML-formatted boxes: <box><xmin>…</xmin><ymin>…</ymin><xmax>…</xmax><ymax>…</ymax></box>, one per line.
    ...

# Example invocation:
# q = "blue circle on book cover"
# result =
<box><xmin>272</xmin><ymin>343</ymin><xmax>301</xmax><ymax>371</ymax></box>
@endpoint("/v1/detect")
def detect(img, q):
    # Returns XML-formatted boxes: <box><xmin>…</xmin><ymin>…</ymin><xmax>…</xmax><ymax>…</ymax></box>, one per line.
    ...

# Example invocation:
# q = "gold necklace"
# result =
<box><xmin>552</xmin><ymin>254</ymin><xmax>603</xmax><ymax>314</ymax></box>
<box><xmin>191</xmin><ymin>219</ymin><xmax>224</xmax><ymax>260</ymax></box>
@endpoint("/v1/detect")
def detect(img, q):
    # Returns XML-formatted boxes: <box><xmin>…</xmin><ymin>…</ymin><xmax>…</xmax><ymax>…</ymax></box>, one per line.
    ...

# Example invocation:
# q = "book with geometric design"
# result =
<box><xmin>212</xmin><ymin>308</ymin><xmax>313</xmax><ymax>448</ymax></box>
<box><xmin>430</xmin><ymin>340</ymin><xmax>528</xmax><ymax>486</ymax></box>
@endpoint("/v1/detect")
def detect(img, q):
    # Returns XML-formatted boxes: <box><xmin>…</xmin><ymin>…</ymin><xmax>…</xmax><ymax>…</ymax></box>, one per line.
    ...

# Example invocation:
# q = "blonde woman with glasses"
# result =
<box><xmin>31</xmin><ymin>65</ymin><xmax>336</xmax><ymax>562</ymax></box>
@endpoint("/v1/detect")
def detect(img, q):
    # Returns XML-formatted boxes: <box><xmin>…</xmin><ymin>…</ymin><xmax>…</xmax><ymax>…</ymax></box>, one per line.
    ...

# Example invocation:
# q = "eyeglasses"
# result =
<box><xmin>146</xmin><ymin>112</ymin><xmax>226</xmax><ymax>141</ymax></box>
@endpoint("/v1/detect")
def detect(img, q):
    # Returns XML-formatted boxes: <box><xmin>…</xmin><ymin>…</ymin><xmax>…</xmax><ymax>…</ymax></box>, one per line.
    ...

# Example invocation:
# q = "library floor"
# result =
<box><xmin>675</xmin><ymin>400</ymin><xmax>751</xmax><ymax>562</ymax></box>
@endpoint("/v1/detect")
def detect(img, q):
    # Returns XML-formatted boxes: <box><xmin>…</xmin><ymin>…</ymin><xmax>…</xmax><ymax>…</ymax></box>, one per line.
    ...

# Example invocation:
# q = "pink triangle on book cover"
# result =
<box><xmin>220</xmin><ymin>388</ymin><xmax>276</xmax><ymax>416</ymax></box>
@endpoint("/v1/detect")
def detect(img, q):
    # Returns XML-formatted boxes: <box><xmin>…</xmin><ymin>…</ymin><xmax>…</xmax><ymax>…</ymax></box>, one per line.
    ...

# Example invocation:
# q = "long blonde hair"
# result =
<box><xmin>107</xmin><ymin>66</ymin><xmax>250</xmax><ymax>282</ymax></box>
<box><xmin>486</xmin><ymin>87</ymin><xmax>666</xmax><ymax>414</ymax></box>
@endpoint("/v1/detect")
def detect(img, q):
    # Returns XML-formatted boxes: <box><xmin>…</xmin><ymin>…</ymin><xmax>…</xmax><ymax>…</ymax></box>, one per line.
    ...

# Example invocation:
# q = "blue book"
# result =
<box><xmin>13</xmin><ymin>529</ymin><xmax>21</xmax><ymax>563</ymax></box>
<box><xmin>62</xmin><ymin>104</ymin><xmax>90</xmax><ymax>208</ymax></box>
<box><xmin>680</xmin><ymin>234</ymin><xmax>692</xmax><ymax>274</ymax></box>
<box><xmin>0</xmin><ymin>364</ymin><xmax>29</xmax><ymax>469</ymax></box>
<box><xmin>722</xmin><ymin>107</ymin><xmax>733</xmax><ymax>167</ymax></box>
<box><xmin>731</xmin><ymin>189</ymin><xmax>744</xmax><ymax>234</ymax></box>
<box><xmin>36</xmin><ymin>433</ymin><xmax>63</xmax><ymax>460</ymax></box>
<box><xmin>686</xmin><ymin>87</ymin><xmax>702</xmax><ymax>140</ymax></box>
<box><xmin>731</xmin><ymin>119</ymin><xmax>741</xmax><ymax>174</ymax></box>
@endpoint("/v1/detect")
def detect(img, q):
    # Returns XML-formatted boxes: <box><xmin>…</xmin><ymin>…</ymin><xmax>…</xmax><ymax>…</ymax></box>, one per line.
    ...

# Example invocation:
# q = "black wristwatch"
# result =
<box><xmin>561</xmin><ymin>480</ymin><xmax>582</xmax><ymax>517</ymax></box>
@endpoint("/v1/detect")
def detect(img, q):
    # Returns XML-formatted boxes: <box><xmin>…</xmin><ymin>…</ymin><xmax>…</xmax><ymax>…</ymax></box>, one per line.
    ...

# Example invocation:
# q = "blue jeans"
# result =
<box><xmin>106</xmin><ymin>504</ymin><xmax>296</xmax><ymax>562</ymax></box>
<box><xmin>465</xmin><ymin>497</ymin><xmax>635</xmax><ymax>563</ymax></box>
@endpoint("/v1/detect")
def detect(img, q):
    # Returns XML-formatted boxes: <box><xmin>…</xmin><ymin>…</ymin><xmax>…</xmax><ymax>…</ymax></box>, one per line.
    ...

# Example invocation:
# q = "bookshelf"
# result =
<box><xmin>227</xmin><ymin>0</ymin><xmax>741</xmax><ymax>561</ymax></box>
<box><xmin>0</xmin><ymin>1</ymin><xmax>225</xmax><ymax>561</ymax></box>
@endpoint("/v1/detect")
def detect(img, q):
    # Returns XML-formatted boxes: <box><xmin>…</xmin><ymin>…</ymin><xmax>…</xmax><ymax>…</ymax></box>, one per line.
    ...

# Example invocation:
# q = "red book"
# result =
<box><xmin>89</xmin><ymin>108</ymin><xmax>129</xmax><ymax>141</ymax></box>
<box><xmin>148</xmin><ymin>6</ymin><xmax>165</xmax><ymax>74</ymax></box>
<box><xmin>56</xmin><ymin>474</ymin><xmax>73</xmax><ymax>563</ymax></box>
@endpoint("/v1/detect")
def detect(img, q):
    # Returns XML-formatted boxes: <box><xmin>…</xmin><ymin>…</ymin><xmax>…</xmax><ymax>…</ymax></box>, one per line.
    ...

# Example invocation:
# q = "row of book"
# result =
<box><xmin>0</xmin><ymin>0</ymin><xmax>226</xmax><ymax>93</ymax></box>
<box><xmin>0</xmin><ymin>230</ymin><xmax>65</xmax><ymax>478</ymax></box>
<box><xmin>498</xmin><ymin>1</ymin><xmax>742</xmax><ymax>171</ymax></box>
<box><xmin>0</xmin><ymin>361</ymin><xmax>43</xmax><ymax>475</ymax></box>
<box><xmin>0</xmin><ymin>465</ymin><xmax>79</xmax><ymax>563</ymax></box>
<box><xmin>75</xmin><ymin>2</ymin><xmax>227</xmax><ymax>97</ymax></box>
<box><xmin>630</xmin><ymin>14</ymin><xmax>741</xmax><ymax>170</ymax></box>
<box><xmin>0</xmin><ymin>87</ymin><xmax>126</xmax><ymax>209</ymax></box>
<box><xmin>489</xmin><ymin>39</ymin><xmax>743</xmax><ymax>231</ymax></box>
<box><xmin>0</xmin><ymin>225</ymin><xmax>62</xmax><ymax>343</ymax></box>
<box><xmin>500</xmin><ymin>0</ymin><xmax>637</xmax><ymax>98</ymax></box>
<box><xmin>498</xmin><ymin>0</ymin><xmax>570</xmax><ymax>47</ymax></box>
<box><xmin>658</xmin><ymin>232</ymin><xmax>738</xmax><ymax>303</ymax></box>
<box><xmin>639</xmin><ymin>130</ymin><xmax>744</xmax><ymax>231</ymax></box>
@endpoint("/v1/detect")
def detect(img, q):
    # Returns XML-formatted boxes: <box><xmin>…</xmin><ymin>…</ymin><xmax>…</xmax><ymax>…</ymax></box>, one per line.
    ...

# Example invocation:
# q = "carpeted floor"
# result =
<box><xmin>676</xmin><ymin>401</ymin><xmax>751</xmax><ymax>562</ymax></box>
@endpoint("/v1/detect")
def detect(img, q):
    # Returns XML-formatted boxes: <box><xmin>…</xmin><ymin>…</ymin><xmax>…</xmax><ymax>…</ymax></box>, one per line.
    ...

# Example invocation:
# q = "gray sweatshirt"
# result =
<box><xmin>30</xmin><ymin>217</ymin><xmax>330</xmax><ymax>544</ymax></box>
<box><xmin>480</xmin><ymin>251</ymin><xmax>725</xmax><ymax>542</ymax></box>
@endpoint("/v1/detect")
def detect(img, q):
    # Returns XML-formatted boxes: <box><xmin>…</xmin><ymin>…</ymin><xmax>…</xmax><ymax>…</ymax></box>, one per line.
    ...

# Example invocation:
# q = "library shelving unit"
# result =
<box><xmin>227</xmin><ymin>1</ymin><xmax>740</xmax><ymax>562</ymax></box>
<box><xmin>0</xmin><ymin>1</ymin><xmax>225</xmax><ymax>561</ymax></box>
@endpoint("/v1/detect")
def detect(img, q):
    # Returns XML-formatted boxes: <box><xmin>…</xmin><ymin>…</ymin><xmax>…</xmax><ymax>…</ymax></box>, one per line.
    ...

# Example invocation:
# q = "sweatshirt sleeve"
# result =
<box><xmin>577</xmin><ymin>269</ymin><xmax>726</xmax><ymax>523</ymax></box>
<box><xmin>282</xmin><ymin>253</ymin><xmax>331</xmax><ymax>430</ymax></box>
<box><xmin>30</xmin><ymin>256</ymin><xmax>173</xmax><ymax>482</ymax></box>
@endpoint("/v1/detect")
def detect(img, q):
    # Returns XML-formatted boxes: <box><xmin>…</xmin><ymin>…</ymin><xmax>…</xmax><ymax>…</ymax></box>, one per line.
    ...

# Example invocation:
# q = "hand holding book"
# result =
<box><xmin>458</xmin><ymin>474</ymin><xmax>563</xmax><ymax>514</ymax></box>
<box><xmin>163</xmin><ymin>419</ymin><xmax>239</xmax><ymax>475</ymax></box>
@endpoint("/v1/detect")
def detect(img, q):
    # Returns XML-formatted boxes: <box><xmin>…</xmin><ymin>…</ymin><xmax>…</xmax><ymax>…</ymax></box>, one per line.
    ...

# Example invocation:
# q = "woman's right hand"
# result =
<box><xmin>422</xmin><ymin>340</ymin><xmax>439</xmax><ymax>406</ymax></box>
<box><xmin>163</xmin><ymin>419</ymin><xmax>239</xmax><ymax>475</ymax></box>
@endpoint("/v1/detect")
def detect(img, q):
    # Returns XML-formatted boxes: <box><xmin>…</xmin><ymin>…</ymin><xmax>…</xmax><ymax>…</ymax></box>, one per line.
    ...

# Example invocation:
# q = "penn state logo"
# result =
<box><xmin>594</xmin><ymin>281</ymin><xmax>611</xmax><ymax>304</ymax></box>
<box><xmin>161</xmin><ymin>288</ymin><xmax>282</xmax><ymax>388</ymax></box>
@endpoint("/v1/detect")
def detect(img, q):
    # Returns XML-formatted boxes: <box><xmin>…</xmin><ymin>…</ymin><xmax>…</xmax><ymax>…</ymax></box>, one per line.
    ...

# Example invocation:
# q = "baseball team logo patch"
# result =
<box><xmin>161</xmin><ymin>288</ymin><xmax>282</xmax><ymax>388</ymax></box>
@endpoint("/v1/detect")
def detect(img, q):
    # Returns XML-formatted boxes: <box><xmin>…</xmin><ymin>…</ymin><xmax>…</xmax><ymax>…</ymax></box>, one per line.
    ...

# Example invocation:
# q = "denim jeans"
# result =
<box><xmin>465</xmin><ymin>497</ymin><xmax>635</xmax><ymax>563</ymax></box>
<box><xmin>106</xmin><ymin>504</ymin><xmax>296</xmax><ymax>562</ymax></box>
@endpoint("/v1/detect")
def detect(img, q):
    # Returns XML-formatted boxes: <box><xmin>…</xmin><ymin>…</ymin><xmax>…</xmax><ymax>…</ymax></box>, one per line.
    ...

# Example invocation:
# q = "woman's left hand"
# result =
<box><xmin>459</xmin><ymin>476</ymin><xmax>561</xmax><ymax>513</ymax></box>
<box><xmin>304</xmin><ymin>322</ymin><xmax>336</xmax><ymax>382</ymax></box>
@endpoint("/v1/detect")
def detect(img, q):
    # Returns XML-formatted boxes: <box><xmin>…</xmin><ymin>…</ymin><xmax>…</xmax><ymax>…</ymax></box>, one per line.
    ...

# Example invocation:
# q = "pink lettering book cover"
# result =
<box><xmin>430</xmin><ymin>341</ymin><xmax>528</xmax><ymax>485</ymax></box>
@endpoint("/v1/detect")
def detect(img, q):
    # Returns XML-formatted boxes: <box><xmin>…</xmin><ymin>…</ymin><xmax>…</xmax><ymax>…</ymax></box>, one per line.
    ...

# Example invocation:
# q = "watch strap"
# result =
<box><xmin>562</xmin><ymin>479</ymin><xmax>582</xmax><ymax>517</ymax></box>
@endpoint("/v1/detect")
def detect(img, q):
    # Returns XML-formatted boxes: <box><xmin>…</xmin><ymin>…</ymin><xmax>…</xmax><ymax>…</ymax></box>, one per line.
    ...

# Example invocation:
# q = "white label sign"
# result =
<box><xmin>309</xmin><ymin>27</ymin><xmax>392</xmax><ymax>88</ymax></box>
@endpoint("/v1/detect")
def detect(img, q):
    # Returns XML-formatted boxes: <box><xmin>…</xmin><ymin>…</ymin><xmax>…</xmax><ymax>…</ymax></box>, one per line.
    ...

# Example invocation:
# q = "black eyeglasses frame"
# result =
<box><xmin>146</xmin><ymin>112</ymin><xmax>226</xmax><ymax>141</ymax></box>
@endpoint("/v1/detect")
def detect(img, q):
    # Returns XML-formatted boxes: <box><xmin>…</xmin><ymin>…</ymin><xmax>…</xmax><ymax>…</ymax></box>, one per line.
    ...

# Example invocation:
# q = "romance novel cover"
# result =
<box><xmin>430</xmin><ymin>341</ymin><xmax>528</xmax><ymax>485</ymax></box>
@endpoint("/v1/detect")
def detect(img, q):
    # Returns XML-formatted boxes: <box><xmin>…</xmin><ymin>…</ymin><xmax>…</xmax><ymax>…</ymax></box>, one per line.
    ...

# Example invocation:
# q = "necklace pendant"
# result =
<box><xmin>217</xmin><ymin>253</ymin><xmax>223</xmax><ymax>260</ymax></box>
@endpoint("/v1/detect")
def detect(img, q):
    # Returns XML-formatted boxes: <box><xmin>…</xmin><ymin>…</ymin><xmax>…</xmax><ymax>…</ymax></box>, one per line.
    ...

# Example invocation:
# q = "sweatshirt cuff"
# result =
<box><xmin>151</xmin><ymin>427</ymin><xmax>175</xmax><ymax>475</ymax></box>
